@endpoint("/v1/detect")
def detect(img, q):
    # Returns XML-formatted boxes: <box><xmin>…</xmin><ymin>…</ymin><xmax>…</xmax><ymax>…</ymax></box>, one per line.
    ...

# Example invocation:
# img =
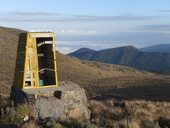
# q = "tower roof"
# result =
<box><xmin>28</xmin><ymin>32</ymin><xmax>55</xmax><ymax>38</ymax></box>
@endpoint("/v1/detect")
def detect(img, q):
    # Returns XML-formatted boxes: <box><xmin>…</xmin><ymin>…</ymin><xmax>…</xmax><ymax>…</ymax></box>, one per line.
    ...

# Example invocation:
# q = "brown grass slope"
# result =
<box><xmin>57</xmin><ymin>52</ymin><xmax>170</xmax><ymax>100</ymax></box>
<box><xmin>0</xmin><ymin>26</ymin><xmax>170</xmax><ymax>101</ymax></box>
<box><xmin>0</xmin><ymin>27</ymin><xmax>25</xmax><ymax>95</ymax></box>
<box><xmin>57</xmin><ymin>52</ymin><xmax>150</xmax><ymax>85</ymax></box>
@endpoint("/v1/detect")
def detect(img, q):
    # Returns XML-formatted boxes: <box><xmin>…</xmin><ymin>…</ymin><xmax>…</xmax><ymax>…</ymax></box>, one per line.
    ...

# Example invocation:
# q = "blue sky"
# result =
<box><xmin>1</xmin><ymin>0</ymin><xmax>170</xmax><ymax>53</ymax></box>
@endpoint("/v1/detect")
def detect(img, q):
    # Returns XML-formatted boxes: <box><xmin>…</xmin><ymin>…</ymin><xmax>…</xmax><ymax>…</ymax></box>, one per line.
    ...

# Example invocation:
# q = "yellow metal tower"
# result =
<box><xmin>21</xmin><ymin>32</ymin><xmax>58</xmax><ymax>89</ymax></box>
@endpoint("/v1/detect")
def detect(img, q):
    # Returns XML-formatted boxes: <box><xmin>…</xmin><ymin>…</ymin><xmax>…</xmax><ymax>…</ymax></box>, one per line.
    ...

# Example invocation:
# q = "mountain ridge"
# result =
<box><xmin>140</xmin><ymin>44</ymin><xmax>170</xmax><ymax>53</ymax></box>
<box><xmin>70</xmin><ymin>48</ymin><xmax>96</xmax><ymax>60</ymax></box>
<box><xmin>69</xmin><ymin>46</ymin><xmax>170</xmax><ymax>74</ymax></box>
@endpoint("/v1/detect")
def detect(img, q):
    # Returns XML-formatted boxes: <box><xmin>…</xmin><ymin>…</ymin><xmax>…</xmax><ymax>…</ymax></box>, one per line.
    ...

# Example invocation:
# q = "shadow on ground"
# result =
<box><xmin>13</xmin><ymin>33</ymin><xmax>27</xmax><ymax>89</ymax></box>
<box><xmin>90</xmin><ymin>85</ymin><xmax>170</xmax><ymax>102</ymax></box>
<box><xmin>0</xmin><ymin>124</ymin><xmax>18</xmax><ymax>128</ymax></box>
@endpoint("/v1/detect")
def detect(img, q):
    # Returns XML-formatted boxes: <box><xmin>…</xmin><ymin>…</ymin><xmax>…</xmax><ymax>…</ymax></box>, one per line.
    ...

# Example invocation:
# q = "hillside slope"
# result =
<box><xmin>141</xmin><ymin>44</ymin><xmax>170</xmax><ymax>53</ymax></box>
<box><xmin>69</xmin><ymin>48</ymin><xmax>96</xmax><ymax>60</ymax></box>
<box><xmin>0</xmin><ymin>27</ymin><xmax>149</xmax><ymax>95</ymax></box>
<box><xmin>1</xmin><ymin>26</ymin><xmax>170</xmax><ymax>101</ymax></box>
<box><xmin>57</xmin><ymin>52</ymin><xmax>170</xmax><ymax>99</ymax></box>
<box><xmin>57</xmin><ymin>52</ymin><xmax>150</xmax><ymax>85</ymax></box>
<box><xmin>0</xmin><ymin>27</ymin><xmax>25</xmax><ymax>95</ymax></box>
<box><xmin>69</xmin><ymin>46</ymin><xmax>170</xmax><ymax>74</ymax></box>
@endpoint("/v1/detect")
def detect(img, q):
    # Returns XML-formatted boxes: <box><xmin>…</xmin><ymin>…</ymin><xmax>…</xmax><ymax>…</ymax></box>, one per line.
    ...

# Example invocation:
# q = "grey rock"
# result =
<box><xmin>24</xmin><ymin>81</ymin><xmax>90</xmax><ymax>120</ymax></box>
<box><xmin>58</xmin><ymin>81</ymin><xmax>91</xmax><ymax>119</ymax></box>
<box><xmin>35</xmin><ymin>97</ymin><xmax>64</xmax><ymax>119</ymax></box>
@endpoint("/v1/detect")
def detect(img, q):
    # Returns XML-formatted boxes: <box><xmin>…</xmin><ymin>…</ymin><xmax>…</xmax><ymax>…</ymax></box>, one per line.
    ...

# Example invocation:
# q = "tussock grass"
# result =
<box><xmin>88</xmin><ymin>99</ymin><xmax>170</xmax><ymax>128</ymax></box>
<box><xmin>0</xmin><ymin>103</ymin><xmax>32</xmax><ymax>124</ymax></box>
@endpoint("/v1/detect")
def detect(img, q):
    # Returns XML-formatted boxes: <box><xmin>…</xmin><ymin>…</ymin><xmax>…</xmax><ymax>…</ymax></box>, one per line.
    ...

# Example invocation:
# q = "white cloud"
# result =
<box><xmin>56</xmin><ymin>46</ymin><xmax>76</xmax><ymax>54</ymax></box>
<box><xmin>56</xmin><ymin>41</ymin><xmax>144</xmax><ymax>53</ymax></box>
<box><xmin>1</xmin><ymin>12</ymin><xmax>164</xmax><ymax>24</ymax></box>
<box><xmin>55</xmin><ymin>30</ymin><xmax>98</xmax><ymax>36</ymax></box>
<box><xmin>10</xmin><ymin>12</ymin><xmax>60</xmax><ymax>16</ymax></box>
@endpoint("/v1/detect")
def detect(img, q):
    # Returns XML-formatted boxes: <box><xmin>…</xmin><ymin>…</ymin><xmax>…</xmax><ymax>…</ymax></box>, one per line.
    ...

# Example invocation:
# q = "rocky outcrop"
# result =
<box><xmin>35</xmin><ymin>97</ymin><xmax>64</xmax><ymax>119</ymax></box>
<box><xmin>58</xmin><ymin>81</ymin><xmax>91</xmax><ymax>119</ymax></box>
<box><xmin>24</xmin><ymin>81</ymin><xmax>91</xmax><ymax>120</ymax></box>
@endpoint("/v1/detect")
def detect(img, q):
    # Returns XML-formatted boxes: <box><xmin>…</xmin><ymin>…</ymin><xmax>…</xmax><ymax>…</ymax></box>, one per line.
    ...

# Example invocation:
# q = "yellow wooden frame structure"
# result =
<box><xmin>22</xmin><ymin>32</ymin><xmax>58</xmax><ymax>89</ymax></box>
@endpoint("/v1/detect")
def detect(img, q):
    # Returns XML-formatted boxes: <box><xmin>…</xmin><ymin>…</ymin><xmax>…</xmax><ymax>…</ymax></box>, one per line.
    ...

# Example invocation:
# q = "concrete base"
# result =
<box><xmin>22</xmin><ymin>81</ymin><xmax>91</xmax><ymax>120</ymax></box>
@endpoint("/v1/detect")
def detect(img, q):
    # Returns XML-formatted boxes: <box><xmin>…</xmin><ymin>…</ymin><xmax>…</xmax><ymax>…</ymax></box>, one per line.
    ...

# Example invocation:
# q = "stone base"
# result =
<box><xmin>23</xmin><ymin>81</ymin><xmax>91</xmax><ymax>120</ymax></box>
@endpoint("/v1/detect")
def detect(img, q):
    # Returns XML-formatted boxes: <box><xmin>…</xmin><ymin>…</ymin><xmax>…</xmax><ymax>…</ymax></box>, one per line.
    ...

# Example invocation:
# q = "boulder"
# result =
<box><xmin>35</xmin><ymin>97</ymin><xmax>64</xmax><ymax>119</ymax></box>
<box><xmin>24</xmin><ymin>81</ymin><xmax>90</xmax><ymax>120</ymax></box>
<box><xmin>59</xmin><ymin>81</ymin><xmax>91</xmax><ymax>119</ymax></box>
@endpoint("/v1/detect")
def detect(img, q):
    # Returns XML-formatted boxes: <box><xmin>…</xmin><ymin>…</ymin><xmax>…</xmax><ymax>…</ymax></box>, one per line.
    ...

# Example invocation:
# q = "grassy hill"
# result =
<box><xmin>0</xmin><ymin>27</ymin><xmax>25</xmax><ymax>96</ymax></box>
<box><xmin>57</xmin><ymin>51</ymin><xmax>151</xmax><ymax>86</ymax></box>
<box><xmin>57</xmin><ymin>52</ymin><xmax>170</xmax><ymax>99</ymax></box>
<box><xmin>1</xmin><ymin>26</ymin><xmax>170</xmax><ymax>102</ymax></box>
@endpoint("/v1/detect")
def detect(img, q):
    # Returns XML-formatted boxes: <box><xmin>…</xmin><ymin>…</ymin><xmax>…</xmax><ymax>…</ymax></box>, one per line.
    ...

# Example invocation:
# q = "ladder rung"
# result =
<box><xmin>37</xmin><ymin>42</ymin><xmax>45</xmax><ymax>47</ymax></box>
<box><xmin>38</xmin><ymin>54</ymin><xmax>44</xmax><ymax>57</ymax></box>
<box><xmin>39</xmin><ymin>68</ymin><xmax>45</xmax><ymax>72</ymax></box>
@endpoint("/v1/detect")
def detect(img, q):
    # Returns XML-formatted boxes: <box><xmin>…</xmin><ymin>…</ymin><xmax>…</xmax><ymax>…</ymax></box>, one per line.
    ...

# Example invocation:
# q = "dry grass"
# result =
<box><xmin>57</xmin><ymin>52</ymin><xmax>154</xmax><ymax>85</ymax></box>
<box><xmin>128</xmin><ymin>121</ymin><xmax>140</xmax><ymax>128</ymax></box>
<box><xmin>126</xmin><ymin>100</ymin><xmax>170</xmax><ymax>121</ymax></box>
<box><xmin>0</xmin><ymin>27</ymin><xmax>25</xmax><ymax>96</ymax></box>
<box><xmin>15</xmin><ymin>104</ymin><xmax>31</xmax><ymax>119</ymax></box>
<box><xmin>88</xmin><ymin>99</ymin><xmax>170</xmax><ymax>128</ymax></box>
<box><xmin>22</xmin><ymin>120</ymin><xmax>38</xmax><ymax>128</ymax></box>
<box><xmin>56</xmin><ymin>52</ymin><xmax>170</xmax><ymax>101</ymax></box>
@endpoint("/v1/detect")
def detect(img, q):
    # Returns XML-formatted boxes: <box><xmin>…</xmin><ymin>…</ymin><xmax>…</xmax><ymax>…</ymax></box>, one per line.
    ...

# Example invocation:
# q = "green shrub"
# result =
<box><xmin>141</xmin><ymin>120</ymin><xmax>159</xmax><ymax>128</ymax></box>
<box><xmin>1</xmin><ymin>103</ymin><xmax>31</xmax><ymax>124</ymax></box>
<box><xmin>1</xmin><ymin>106</ymin><xmax>16</xmax><ymax>123</ymax></box>
<box><xmin>14</xmin><ymin>104</ymin><xmax>31</xmax><ymax>122</ymax></box>
<box><xmin>53</xmin><ymin>123</ymin><xmax>66</xmax><ymax>128</ymax></box>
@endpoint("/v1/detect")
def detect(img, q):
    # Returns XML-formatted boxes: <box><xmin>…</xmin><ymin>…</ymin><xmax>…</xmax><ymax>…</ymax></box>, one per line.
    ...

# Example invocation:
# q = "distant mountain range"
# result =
<box><xmin>69</xmin><ymin>46</ymin><xmax>170</xmax><ymax>74</ymax></box>
<box><xmin>140</xmin><ymin>44</ymin><xmax>170</xmax><ymax>53</ymax></box>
